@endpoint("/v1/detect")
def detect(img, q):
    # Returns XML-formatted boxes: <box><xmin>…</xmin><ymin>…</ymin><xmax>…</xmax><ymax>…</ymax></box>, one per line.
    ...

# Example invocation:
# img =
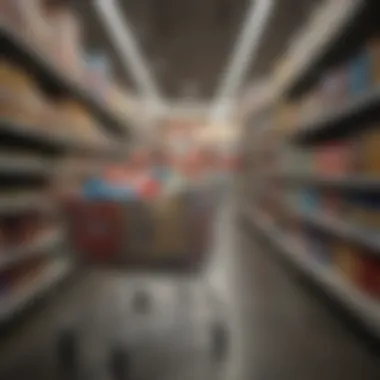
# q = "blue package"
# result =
<box><xmin>83</xmin><ymin>178</ymin><xmax>109</xmax><ymax>199</ymax></box>
<box><xmin>349</xmin><ymin>51</ymin><xmax>371</xmax><ymax>95</ymax></box>
<box><xmin>299</xmin><ymin>188</ymin><xmax>320</xmax><ymax>213</ymax></box>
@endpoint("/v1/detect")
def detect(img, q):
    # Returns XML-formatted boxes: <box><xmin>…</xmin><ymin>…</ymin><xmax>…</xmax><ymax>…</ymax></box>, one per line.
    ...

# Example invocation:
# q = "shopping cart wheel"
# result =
<box><xmin>132</xmin><ymin>290</ymin><xmax>151</xmax><ymax>314</ymax></box>
<box><xmin>210</xmin><ymin>320</ymin><xmax>229</xmax><ymax>362</ymax></box>
<box><xmin>57</xmin><ymin>328</ymin><xmax>79</xmax><ymax>375</ymax></box>
<box><xmin>108</xmin><ymin>345</ymin><xmax>131</xmax><ymax>380</ymax></box>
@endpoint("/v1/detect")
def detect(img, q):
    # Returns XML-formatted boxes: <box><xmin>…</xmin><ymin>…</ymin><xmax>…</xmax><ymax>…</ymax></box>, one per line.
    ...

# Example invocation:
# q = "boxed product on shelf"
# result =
<box><xmin>298</xmin><ymin>188</ymin><xmax>320</xmax><ymax>213</ymax></box>
<box><xmin>321</xmin><ymin>190</ymin><xmax>344</xmax><ymax>217</ymax></box>
<box><xmin>357</xmin><ymin>125</ymin><xmax>380</xmax><ymax>176</ymax></box>
<box><xmin>0</xmin><ymin>61</ymin><xmax>46</xmax><ymax>126</ymax></box>
<box><xmin>345</xmin><ymin>195</ymin><xmax>367</xmax><ymax>228</ymax></box>
<box><xmin>349</xmin><ymin>49</ymin><xmax>371</xmax><ymax>95</ymax></box>
<box><xmin>333</xmin><ymin>239</ymin><xmax>360</xmax><ymax>284</ymax></box>
<box><xmin>367</xmin><ymin>37</ymin><xmax>380</xmax><ymax>85</ymax></box>
<box><xmin>314</xmin><ymin>140</ymin><xmax>353</xmax><ymax>176</ymax></box>
<box><xmin>346</xmin><ymin>193</ymin><xmax>380</xmax><ymax>233</ymax></box>
<box><xmin>356</xmin><ymin>253</ymin><xmax>380</xmax><ymax>299</ymax></box>
<box><xmin>57</xmin><ymin>101</ymin><xmax>109</xmax><ymax>144</ymax></box>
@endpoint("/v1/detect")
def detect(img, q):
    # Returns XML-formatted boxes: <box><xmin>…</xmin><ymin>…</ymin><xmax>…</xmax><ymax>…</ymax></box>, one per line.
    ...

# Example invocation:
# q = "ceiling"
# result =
<box><xmin>76</xmin><ymin>0</ymin><xmax>324</xmax><ymax>101</ymax></box>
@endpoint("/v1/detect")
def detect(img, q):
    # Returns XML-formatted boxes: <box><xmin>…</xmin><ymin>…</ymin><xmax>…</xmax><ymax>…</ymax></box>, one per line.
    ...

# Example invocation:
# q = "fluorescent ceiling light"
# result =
<box><xmin>94</xmin><ymin>0</ymin><xmax>164</xmax><ymax>112</ymax></box>
<box><xmin>211</xmin><ymin>0</ymin><xmax>274</xmax><ymax>122</ymax></box>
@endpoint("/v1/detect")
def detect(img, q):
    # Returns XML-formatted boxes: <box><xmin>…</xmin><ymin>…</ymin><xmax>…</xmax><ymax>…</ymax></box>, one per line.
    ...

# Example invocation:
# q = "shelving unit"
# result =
<box><xmin>0</xmin><ymin>257</ymin><xmax>72</xmax><ymax>323</ymax></box>
<box><xmin>241</xmin><ymin>0</ymin><xmax>380</xmax><ymax>343</ymax></box>
<box><xmin>273</xmin><ymin>173</ymin><xmax>380</xmax><ymax>191</ymax></box>
<box><xmin>0</xmin><ymin>119</ymin><xmax>125</xmax><ymax>160</ymax></box>
<box><xmin>0</xmin><ymin>2</ymin><xmax>134</xmax><ymax>327</ymax></box>
<box><xmin>0</xmin><ymin>229</ymin><xmax>63</xmax><ymax>271</ymax></box>
<box><xmin>290</xmin><ymin>86</ymin><xmax>380</xmax><ymax>143</ymax></box>
<box><xmin>0</xmin><ymin>154</ymin><xmax>51</xmax><ymax>177</ymax></box>
<box><xmin>276</xmin><ymin>0</ymin><xmax>366</xmax><ymax>98</ymax></box>
<box><xmin>294</xmin><ymin>209</ymin><xmax>380</xmax><ymax>255</ymax></box>
<box><xmin>0</xmin><ymin>193</ymin><xmax>52</xmax><ymax>214</ymax></box>
<box><xmin>1</xmin><ymin>22</ymin><xmax>131</xmax><ymax>139</ymax></box>
<box><xmin>241</xmin><ymin>206</ymin><xmax>380</xmax><ymax>340</ymax></box>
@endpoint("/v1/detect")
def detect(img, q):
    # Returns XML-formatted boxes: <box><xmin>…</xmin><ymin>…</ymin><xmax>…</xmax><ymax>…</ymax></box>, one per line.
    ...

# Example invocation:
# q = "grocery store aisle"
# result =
<box><xmin>205</xmin><ymin>196</ymin><xmax>380</xmax><ymax>380</ymax></box>
<box><xmin>230</xmin><ymin>202</ymin><xmax>380</xmax><ymax>380</ymax></box>
<box><xmin>0</xmin><ymin>195</ymin><xmax>380</xmax><ymax>380</ymax></box>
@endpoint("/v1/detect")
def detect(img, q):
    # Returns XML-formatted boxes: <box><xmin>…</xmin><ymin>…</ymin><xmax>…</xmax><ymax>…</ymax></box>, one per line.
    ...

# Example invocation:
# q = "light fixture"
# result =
<box><xmin>211</xmin><ymin>0</ymin><xmax>274</xmax><ymax>123</ymax></box>
<box><xmin>94</xmin><ymin>0</ymin><xmax>165</xmax><ymax>117</ymax></box>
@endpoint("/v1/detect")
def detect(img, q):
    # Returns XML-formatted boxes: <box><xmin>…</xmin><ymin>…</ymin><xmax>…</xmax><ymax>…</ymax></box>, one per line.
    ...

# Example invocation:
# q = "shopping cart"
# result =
<box><xmin>58</xmin><ymin>188</ymin><xmax>229</xmax><ymax>379</ymax></box>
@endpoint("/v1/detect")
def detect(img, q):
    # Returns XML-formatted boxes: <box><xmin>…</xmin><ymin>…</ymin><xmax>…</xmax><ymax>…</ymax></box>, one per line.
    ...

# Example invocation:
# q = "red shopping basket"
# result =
<box><xmin>65</xmin><ymin>191</ymin><xmax>214</xmax><ymax>274</ymax></box>
<box><xmin>65</xmin><ymin>199</ymin><xmax>126</xmax><ymax>264</ymax></box>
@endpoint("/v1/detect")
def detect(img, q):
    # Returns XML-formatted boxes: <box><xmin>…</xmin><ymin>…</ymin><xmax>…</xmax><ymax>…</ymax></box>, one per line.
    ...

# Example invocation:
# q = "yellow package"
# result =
<box><xmin>367</xmin><ymin>38</ymin><xmax>380</xmax><ymax>85</ymax></box>
<box><xmin>58</xmin><ymin>101</ymin><xmax>104</xmax><ymax>143</ymax></box>
<box><xmin>360</xmin><ymin>127</ymin><xmax>380</xmax><ymax>175</ymax></box>
<box><xmin>333</xmin><ymin>240</ymin><xmax>359</xmax><ymax>283</ymax></box>
<box><xmin>153</xmin><ymin>196</ymin><xmax>187</xmax><ymax>258</ymax></box>
<box><xmin>0</xmin><ymin>61</ymin><xmax>45</xmax><ymax>126</ymax></box>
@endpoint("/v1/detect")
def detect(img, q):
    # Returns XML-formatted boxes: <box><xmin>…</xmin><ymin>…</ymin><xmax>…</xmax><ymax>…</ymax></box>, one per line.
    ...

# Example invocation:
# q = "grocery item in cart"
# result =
<box><xmin>152</xmin><ymin>193</ymin><xmax>189</xmax><ymax>260</ymax></box>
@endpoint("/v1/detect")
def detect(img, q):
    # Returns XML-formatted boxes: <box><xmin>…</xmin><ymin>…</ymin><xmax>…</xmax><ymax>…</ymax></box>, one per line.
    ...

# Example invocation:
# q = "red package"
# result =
<box><xmin>68</xmin><ymin>201</ymin><xmax>125</xmax><ymax>263</ymax></box>
<box><xmin>357</xmin><ymin>254</ymin><xmax>380</xmax><ymax>299</ymax></box>
<box><xmin>139</xmin><ymin>177</ymin><xmax>160</xmax><ymax>199</ymax></box>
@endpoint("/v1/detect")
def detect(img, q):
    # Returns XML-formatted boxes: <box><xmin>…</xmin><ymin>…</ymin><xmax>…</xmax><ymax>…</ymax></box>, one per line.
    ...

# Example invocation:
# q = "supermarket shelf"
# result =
<box><xmin>274</xmin><ymin>173</ymin><xmax>380</xmax><ymax>191</ymax></box>
<box><xmin>0</xmin><ymin>119</ymin><xmax>124</xmax><ymax>159</ymax></box>
<box><xmin>280</xmin><ymin>0</ymin><xmax>366</xmax><ymax>98</ymax></box>
<box><xmin>0</xmin><ymin>229</ymin><xmax>64</xmax><ymax>270</ymax></box>
<box><xmin>1</xmin><ymin>22</ymin><xmax>131</xmax><ymax>139</ymax></box>
<box><xmin>0</xmin><ymin>193</ymin><xmax>52</xmax><ymax>214</ymax></box>
<box><xmin>0</xmin><ymin>258</ymin><xmax>72</xmax><ymax>322</ymax></box>
<box><xmin>296</xmin><ymin>210</ymin><xmax>380</xmax><ymax>255</ymax></box>
<box><xmin>0</xmin><ymin>155</ymin><xmax>51</xmax><ymax>178</ymax></box>
<box><xmin>0</xmin><ymin>119</ymin><xmax>64</xmax><ymax>152</ymax></box>
<box><xmin>242</xmin><ymin>206</ymin><xmax>380</xmax><ymax>340</ymax></box>
<box><xmin>291</xmin><ymin>87</ymin><xmax>380</xmax><ymax>143</ymax></box>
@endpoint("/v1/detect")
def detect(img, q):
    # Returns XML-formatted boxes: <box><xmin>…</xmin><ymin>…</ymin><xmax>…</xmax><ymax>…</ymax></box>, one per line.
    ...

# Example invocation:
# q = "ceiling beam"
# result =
<box><xmin>94</xmin><ymin>0</ymin><xmax>165</xmax><ymax>115</ymax></box>
<box><xmin>210</xmin><ymin>0</ymin><xmax>274</xmax><ymax>122</ymax></box>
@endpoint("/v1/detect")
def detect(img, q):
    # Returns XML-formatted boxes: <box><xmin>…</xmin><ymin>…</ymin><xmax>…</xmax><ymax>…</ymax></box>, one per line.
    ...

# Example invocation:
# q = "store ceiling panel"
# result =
<box><xmin>77</xmin><ymin>0</ymin><xmax>323</xmax><ymax>100</ymax></box>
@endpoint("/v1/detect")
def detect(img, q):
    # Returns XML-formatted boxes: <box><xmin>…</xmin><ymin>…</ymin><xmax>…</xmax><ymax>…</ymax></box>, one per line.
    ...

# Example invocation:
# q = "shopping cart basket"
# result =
<box><xmin>57</xmin><ymin>189</ymin><xmax>228</xmax><ymax>379</ymax></box>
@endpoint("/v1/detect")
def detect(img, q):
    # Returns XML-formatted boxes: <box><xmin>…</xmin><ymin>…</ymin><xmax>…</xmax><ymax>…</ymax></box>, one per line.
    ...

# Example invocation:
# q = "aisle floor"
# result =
<box><xmin>0</xmin><ymin>197</ymin><xmax>379</xmax><ymax>379</ymax></box>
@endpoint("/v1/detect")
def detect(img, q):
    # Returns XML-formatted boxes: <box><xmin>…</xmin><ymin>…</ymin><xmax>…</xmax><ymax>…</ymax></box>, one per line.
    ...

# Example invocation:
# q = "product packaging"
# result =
<box><xmin>357</xmin><ymin>254</ymin><xmax>380</xmax><ymax>299</ymax></box>
<box><xmin>333</xmin><ymin>240</ymin><xmax>360</xmax><ymax>283</ymax></box>
<box><xmin>367</xmin><ymin>37</ymin><xmax>380</xmax><ymax>85</ymax></box>
<box><xmin>349</xmin><ymin>50</ymin><xmax>371</xmax><ymax>95</ymax></box>
<box><xmin>0</xmin><ymin>61</ymin><xmax>46</xmax><ymax>126</ymax></box>
<box><xmin>359</xmin><ymin>126</ymin><xmax>380</xmax><ymax>176</ymax></box>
